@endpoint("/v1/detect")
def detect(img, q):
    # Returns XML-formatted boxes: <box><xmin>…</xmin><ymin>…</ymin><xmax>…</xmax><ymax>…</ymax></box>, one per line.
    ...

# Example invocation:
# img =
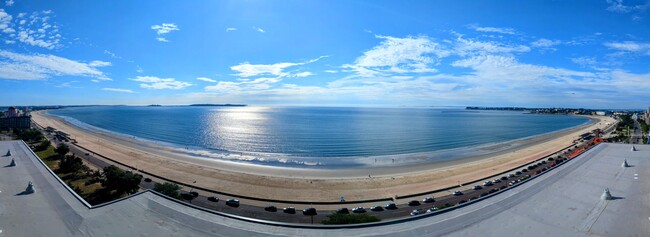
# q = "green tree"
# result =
<box><xmin>101</xmin><ymin>165</ymin><xmax>142</xmax><ymax>196</ymax></box>
<box><xmin>58</xmin><ymin>155</ymin><xmax>87</xmax><ymax>174</ymax></box>
<box><xmin>36</xmin><ymin>140</ymin><xmax>51</xmax><ymax>151</ymax></box>
<box><xmin>54</xmin><ymin>143</ymin><xmax>70</xmax><ymax>157</ymax></box>
<box><xmin>321</xmin><ymin>213</ymin><xmax>381</xmax><ymax>225</ymax></box>
<box><xmin>153</xmin><ymin>182</ymin><xmax>182</xmax><ymax>199</ymax></box>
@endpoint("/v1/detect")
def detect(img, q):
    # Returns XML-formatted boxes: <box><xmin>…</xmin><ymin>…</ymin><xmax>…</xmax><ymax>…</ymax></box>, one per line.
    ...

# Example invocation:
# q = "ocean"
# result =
<box><xmin>48</xmin><ymin>106</ymin><xmax>590</xmax><ymax>167</ymax></box>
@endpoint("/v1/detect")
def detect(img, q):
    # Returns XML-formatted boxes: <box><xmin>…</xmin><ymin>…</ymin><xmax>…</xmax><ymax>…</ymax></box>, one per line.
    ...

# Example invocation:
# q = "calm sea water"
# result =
<box><xmin>49</xmin><ymin>106</ymin><xmax>589</xmax><ymax>166</ymax></box>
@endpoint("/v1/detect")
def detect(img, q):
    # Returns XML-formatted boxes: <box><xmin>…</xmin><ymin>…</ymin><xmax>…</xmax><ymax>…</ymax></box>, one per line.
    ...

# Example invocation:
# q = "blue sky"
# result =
<box><xmin>0</xmin><ymin>0</ymin><xmax>649</xmax><ymax>108</ymax></box>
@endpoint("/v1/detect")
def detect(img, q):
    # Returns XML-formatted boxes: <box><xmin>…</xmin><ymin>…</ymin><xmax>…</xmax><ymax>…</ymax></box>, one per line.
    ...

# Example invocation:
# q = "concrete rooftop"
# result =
<box><xmin>0</xmin><ymin>140</ymin><xmax>648</xmax><ymax>236</ymax></box>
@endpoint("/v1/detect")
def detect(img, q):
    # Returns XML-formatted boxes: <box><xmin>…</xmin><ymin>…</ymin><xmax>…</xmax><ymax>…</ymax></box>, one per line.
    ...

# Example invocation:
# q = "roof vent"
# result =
<box><xmin>601</xmin><ymin>188</ymin><xmax>612</xmax><ymax>200</ymax></box>
<box><xmin>631</xmin><ymin>146</ymin><xmax>636</xmax><ymax>151</ymax></box>
<box><xmin>25</xmin><ymin>181</ymin><xmax>34</xmax><ymax>194</ymax></box>
<box><xmin>622</xmin><ymin>159</ymin><xmax>630</xmax><ymax>168</ymax></box>
<box><xmin>9</xmin><ymin>158</ymin><xmax>15</xmax><ymax>167</ymax></box>
<box><xmin>5</xmin><ymin>150</ymin><xmax>10</xmax><ymax>156</ymax></box>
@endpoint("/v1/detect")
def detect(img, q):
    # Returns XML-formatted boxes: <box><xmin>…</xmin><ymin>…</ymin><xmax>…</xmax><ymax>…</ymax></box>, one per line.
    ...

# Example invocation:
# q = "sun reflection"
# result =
<box><xmin>204</xmin><ymin>107</ymin><xmax>271</xmax><ymax>153</ymax></box>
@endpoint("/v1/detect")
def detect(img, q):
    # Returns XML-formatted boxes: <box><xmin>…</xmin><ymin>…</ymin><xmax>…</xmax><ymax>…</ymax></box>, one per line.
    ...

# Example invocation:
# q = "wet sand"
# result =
<box><xmin>32</xmin><ymin>110</ymin><xmax>615</xmax><ymax>202</ymax></box>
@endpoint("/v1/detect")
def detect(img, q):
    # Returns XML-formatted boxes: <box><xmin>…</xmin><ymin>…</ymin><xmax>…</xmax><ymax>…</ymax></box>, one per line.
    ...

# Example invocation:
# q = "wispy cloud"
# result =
<box><xmin>606</xmin><ymin>0</ymin><xmax>650</xmax><ymax>13</ymax></box>
<box><xmin>196</xmin><ymin>77</ymin><xmax>217</xmax><ymax>82</ymax></box>
<box><xmin>254</xmin><ymin>27</ymin><xmax>265</xmax><ymax>33</ymax></box>
<box><xmin>1</xmin><ymin>9</ymin><xmax>64</xmax><ymax>49</ymax></box>
<box><xmin>230</xmin><ymin>56</ymin><xmax>325</xmax><ymax>78</ymax></box>
<box><xmin>226</xmin><ymin>27</ymin><xmax>237</xmax><ymax>32</ymax></box>
<box><xmin>604</xmin><ymin>41</ymin><xmax>650</xmax><ymax>55</ymax></box>
<box><xmin>467</xmin><ymin>24</ymin><xmax>516</xmax><ymax>35</ymax></box>
<box><xmin>531</xmin><ymin>38</ymin><xmax>562</xmax><ymax>48</ymax></box>
<box><xmin>5</xmin><ymin>0</ymin><xmax>14</xmax><ymax>6</ymax></box>
<box><xmin>102</xmin><ymin>88</ymin><xmax>135</xmax><ymax>93</ymax></box>
<box><xmin>0</xmin><ymin>50</ymin><xmax>111</xmax><ymax>81</ymax></box>
<box><xmin>131</xmin><ymin>76</ymin><xmax>192</xmax><ymax>90</ymax></box>
<box><xmin>151</xmin><ymin>23</ymin><xmax>179</xmax><ymax>42</ymax></box>
<box><xmin>103</xmin><ymin>50</ymin><xmax>121</xmax><ymax>59</ymax></box>
<box><xmin>344</xmin><ymin>35</ymin><xmax>448</xmax><ymax>76</ymax></box>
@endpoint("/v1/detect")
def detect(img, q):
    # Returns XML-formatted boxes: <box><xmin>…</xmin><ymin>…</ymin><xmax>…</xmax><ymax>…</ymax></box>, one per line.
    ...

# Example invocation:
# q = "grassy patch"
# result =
<box><xmin>35</xmin><ymin>145</ymin><xmax>59</xmax><ymax>169</ymax></box>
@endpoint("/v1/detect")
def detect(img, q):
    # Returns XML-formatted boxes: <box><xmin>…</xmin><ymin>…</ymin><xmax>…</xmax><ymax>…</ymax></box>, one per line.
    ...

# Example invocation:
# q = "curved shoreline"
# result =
<box><xmin>31</xmin><ymin>110</ymin><xmax>616</xmax><ymax>201</ymax></box>
<box><xmin>46</xmin><ymin>109</ymin><xmax>591</xmax><ymax>169</ymax></box>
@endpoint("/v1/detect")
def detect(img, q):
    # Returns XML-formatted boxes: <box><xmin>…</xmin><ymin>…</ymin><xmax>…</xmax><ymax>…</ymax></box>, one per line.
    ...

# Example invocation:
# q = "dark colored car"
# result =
<box><xmin>458</xmin><ymin>200</ymin><xmax>467</xmax><ymax>205</ymax></box>
<box><xmin>522</xmin><ymin>169</ymin><xmax>528</xmax><ymax>173</ymax></box>
<box><xmin>515</xmin><ymin>171</ymin><xmax>523</xmax><ymax>175</ymax></box>
<box><xmin>225</xmin><ymin>199</ymin><xmax>239</xmax><ymax>207</ymax></box>
<box><xmin>500</xmin><ymin>176</ymin><xmax>508</xmax><ymax>180</ymax></box>
<box><xmin>207</xmin><ymin>196</ymin><xmax>219</xmax><ymax>202</ymax></box>
<box><xmin>144</xmin><ymin>178</ymin><xmax>152</xmax><ymax>182</ymax></box>
<box><xmin>408</xmin><ymin>200</ymin><xmax>421</xmax><ymax>206</ymax></box>
<box><xmin>483</xmin><ymin>181</ymin><xmax>493</xmax><ymax>186</ymax></box>
<box><xmin>302</xmin><ymin>207</ymin><xmax>317</xmax><ymax>215</ymax></box>
<box><xmin>352</xmin><ymin>207</ymin><xmax>366</xmax><ymax>213</ymax></box>
<box><xmin>189</xmin><ymin>191</ymin><xmax>199</xmax><ymax>197</ymax></box>
<box><xmin>370</xmin><ymin>206</ymin><xmax>384</xmax><ymax>212</ymax></box>
<box><xmin>479</xmin><ymin>192</ymin><xmax>489</xmax><ymax>197</ymax></box>
<box><xmin>264</xmin><ymin>205</ymin><xmax>277</xmax><ymax>212</ymax></box>
<box><xmin>453</xmin><ymin>191</ymin><xmax>463</xmax><ymax>196</ymax></box>
<box><xmin>283</xmin><ymin>207</ymin><xmax>296</xmax><ymax>214</ymax></box>
<box><xmin>336</xmin><ymin>208</ymin><xmax>350</xmax><ymax>214</ymax></box>
<box><xmin>422</xmin><ymin>197</ymin><xmax>435</xmax><ymax>203</ymax></box>
<box><xmin>473</xmin><ymin>185</ymin><xmax>483</xmax><ymax>190</ymax></box>
<box><xmin>384</xmin><ymin>202</ymin><xmax>398</xmax><ymax>210</ymax></box>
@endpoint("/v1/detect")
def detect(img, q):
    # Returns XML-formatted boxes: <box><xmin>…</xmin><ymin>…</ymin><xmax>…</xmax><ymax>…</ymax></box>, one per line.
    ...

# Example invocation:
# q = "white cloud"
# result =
<box><xmin>0</xmin><ymin>8</ymin><xmax>13</xmax><ymax>33</ymax></box>
<box><xmin>5</xmin><ymin>39</ymin><xmax>14</xmax><ymax>44</ymax></box>
<box><xmin>151</xmin><ymin>23</ymin><xmax>179</xmax><ymax>42</ymax></box>
<box><xmin>454</xmin><ymin>37</ymin><xmax>530</xmax><ymax>56</ymax></box>
<box><xmin>103</xmin><ymin>50</ymin><xmax>121</xmax><ymax>59</ymax></box>
<box><xmin>0</xmin><ymin>50</ymin><xmax>111</xmax><ymax>81</ymax></box>
<box><xmin>7</xmin><ymin>10</ymin><xmax>62</xmax><ymax>49</ymax></box>
<box><xmin>531</xmin><ymin>38</ymin><xmax>562</xmax><ymax>48</ymax></box>
<box><xmin>5</xmin><ymin>0</ymin><xmax>14</xmax><ymax>6</ymax></box>
<box><xmin>102</xmin><ymin>88</ymin><xmax>135</xmax><ymax>93</ymax></box>
<box><xmin>468</xmin><ymin>24</ymin><xmax>516</xmax><ymax>35</ymax></box>
<box><xmin>571</xmin><ymin>57</ymin><xmax>598</xmax><ymax>68</ymax></box>
<box><xmin>131</xmin><ymin>76</ymin><xmax>192</xmax><ymax>90</ymax></box>
<box><xmin>88</xmin><ymin>60</ymin><xmax>111</xmax><ymax>67</ymax></box>
<box><xmin>606</xmin><ymin>0</ymin><xmax>650</xmax><ymax>13</ymax></box>
<box><xmin>344</xmin><ymin>35</ymin><xmax>449</xmax><ymax>76</ymax></box>
<box><xmin>604</xmin><ymin>41</ymin><xmax>650</xmax><ymax>55</ymax></box>
<box><xmin>231</xmin><ymin>56</ymin><xmax>326</xmax><ymax>78</ymax></box>
<box><xmin>293</xmin><ymin>72</ymin><xmax>313</xmax><ymax>77</ymax></box>
<box><xmin>196</xmin><ymin>77</ymin><xmax>217</xmax><ymax>82</ymax></box>
<box><xmin>136</xmin><ymin>65</ymin><xmax>144</xmax><ymax>73</ymax></box>
<box><xmin>151</xmin><ymin>23</ymin><xmax>179</xmax><ymax>35</ymax></box>
<box><xmin>226</xmin><ymin>27</ymin><xmax>237</xmax><ymax>32</ymax></box>
<box><xmin>254</xmin><ymin>27</ymin><xmax>265</xmax><ymax>33</ymax></box>
<box><xmin>324</xmin><ymin>70</ymin><xmax>338</xmax><ymax>73</ymax></box>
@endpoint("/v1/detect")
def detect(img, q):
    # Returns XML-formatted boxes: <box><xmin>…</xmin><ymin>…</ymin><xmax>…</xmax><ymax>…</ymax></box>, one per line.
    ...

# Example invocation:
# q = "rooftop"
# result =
<box><xmin>0</xmin><ymin>141</ymin><xmax>647</xmax><ymax>236</ymax></box>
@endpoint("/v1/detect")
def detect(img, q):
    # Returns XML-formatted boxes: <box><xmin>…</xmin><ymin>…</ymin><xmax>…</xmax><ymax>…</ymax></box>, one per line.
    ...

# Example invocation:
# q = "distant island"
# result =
<box><xmin>189</xmin><ymin>104</ymin><xmax>247</xmax><ymax>107</ymax></box>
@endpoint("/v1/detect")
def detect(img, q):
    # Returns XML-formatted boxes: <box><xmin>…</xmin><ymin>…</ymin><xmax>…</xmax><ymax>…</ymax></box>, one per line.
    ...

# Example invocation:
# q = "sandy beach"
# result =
<box><xmin>32</xmin><ymin>110</ymin><xmax>616</xmax><ymax>202</ymax></box>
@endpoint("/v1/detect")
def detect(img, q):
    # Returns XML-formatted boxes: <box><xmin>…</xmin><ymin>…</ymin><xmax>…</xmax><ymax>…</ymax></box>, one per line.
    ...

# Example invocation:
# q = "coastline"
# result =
<box><xmin>31</xmin><ymin>110</ymin><xmax>616</xmax><ymax>201</ymax></box>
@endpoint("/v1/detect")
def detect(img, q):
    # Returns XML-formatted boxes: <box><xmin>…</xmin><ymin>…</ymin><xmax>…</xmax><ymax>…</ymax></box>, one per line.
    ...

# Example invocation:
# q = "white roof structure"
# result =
<box><xmin>0</xmin><ymin>140</ymin><xmax>647</xmax><ymax>236</ymax></box>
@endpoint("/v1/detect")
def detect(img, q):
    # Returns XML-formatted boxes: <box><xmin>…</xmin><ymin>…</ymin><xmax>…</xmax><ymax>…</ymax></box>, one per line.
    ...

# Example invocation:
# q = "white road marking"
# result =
<box><xmin>635</xmin><ymin>177</ymin><xmax>639</xmax><ymax>180</ymax></box>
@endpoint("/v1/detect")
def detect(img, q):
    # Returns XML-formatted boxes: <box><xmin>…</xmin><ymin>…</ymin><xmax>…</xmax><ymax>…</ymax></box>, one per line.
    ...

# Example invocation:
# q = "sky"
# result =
<box><xmin>0</xmin><ymin>0</ymin><xmax>649</xmax><ymax>109</ymax></box>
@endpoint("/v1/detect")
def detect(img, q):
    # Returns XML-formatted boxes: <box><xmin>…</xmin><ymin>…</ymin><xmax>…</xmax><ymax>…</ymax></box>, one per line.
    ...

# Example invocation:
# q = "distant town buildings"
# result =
<box><xmin>643</xmin><ymin>107</ymin><xmax>650</xmax><ymax>125</ymax></box>
<box><xmin>0</xmin><ymin>106</ymin><xmax>31</xmax><ymax>130</ymax></box>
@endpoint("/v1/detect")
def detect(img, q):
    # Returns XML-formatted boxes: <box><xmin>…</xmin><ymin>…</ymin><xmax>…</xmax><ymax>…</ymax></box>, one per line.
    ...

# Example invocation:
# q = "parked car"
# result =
<box><xmin>144</xmin><ymin>178</ymin><xmax>152</xmax><ymax>182</ymax></box>
<box><xmin>473</xmin><ymin>185</ymin><xmax>483</xmax><ymax>190</ymax></box>
<box><xmin>426</xmin><ymin>207</ymin><xmax>438</xmax><ymax>213</ymax></box>
<box><xmin>493</xmin><ymin>179</ymin><xmax>502</xmax><ymax>183</ymax></box>
<box><xmin>422</xmin><ymin>197</ymin><xmax>435</xmax><ymax>203</ymax></box>
<box><xmin>225</xmin><ymin>199</ymin><xmax>239</xmax><ymax>207</ymax></box>
<box><xmin>283</xmin><ymin>207</ymin><xmax>296</xmax><ymax>214</ymax></box>
<box><xmin>483</xmin><ymin>181</ymin><xmax>493</xmax><ymax>186</ymax></box>
<box><xmin>264</xmin><ymin>205</ymin><xmax>277</xmax><ymax>212</ymax></box>
<box><xmin>336</xmin><ymin>207</ymin><xmax>350</xmax><ymax>214</ymax></box>
<box><xmin>207</xmin><ymin>196</ymin><xmax>219</xmax><ymax>202</ymax></box>
<box><xmin>370</xmin><ymin>206</ymin><xmax>384</xmax><ymax>212</ymax></box>
<box><xmin>351</xmin><ymin>207</ymin><xmax>366</xmax><ymax>213</ymax></box>
<box><xmin>384</xmin><ymin>202</ymin><xmax>398</xmax><ymax>210</ymax></box>
<box><xmin>453</xmin><ymin>191</ymin><xmax>463</xmax><ymax>196</ymax></box>
<box><xmin>500</xmin><ymin>176</ymin><xmax>508</xmax><ymax>180</ymax></box>
<box><xmin>408</xmin><ymin>200</ymin><xmax>421</xmax><ymax>206</ymax></box>
<box><xmin>302</xmin><ymin>207</ymin><xmax>317</xmax><ymax>216</ymax></box>
<box><xmin>410</xmin><ymin>209</ymin><xmax>425</xmax><ymax>216</ymax></box>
